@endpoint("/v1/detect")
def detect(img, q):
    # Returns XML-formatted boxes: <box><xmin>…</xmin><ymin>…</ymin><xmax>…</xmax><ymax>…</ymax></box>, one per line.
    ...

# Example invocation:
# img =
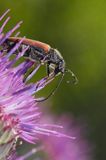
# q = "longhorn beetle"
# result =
<box><xmin>3</xmin><ymin>37</ymin><xmax>78</xmax><ymax>101</ymax></box>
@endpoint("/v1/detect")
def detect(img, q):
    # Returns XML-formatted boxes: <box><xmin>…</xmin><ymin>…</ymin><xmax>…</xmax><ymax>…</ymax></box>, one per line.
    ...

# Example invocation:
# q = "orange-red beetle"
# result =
<box><xmin>4</xmin><ymin>37</ymin><xmax>78</xmax><ymax>101</ymax></box>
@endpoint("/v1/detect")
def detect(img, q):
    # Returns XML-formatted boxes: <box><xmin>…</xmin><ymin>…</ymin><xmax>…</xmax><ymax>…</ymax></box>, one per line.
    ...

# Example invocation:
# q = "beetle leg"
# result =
<box><xmin>54</xmin><ymin>66</ymin><xmax>60</xmax><ymax>76</ymax></box>
<box><xmin>46</xmin><ymin>62</ymin><xmax>50</xmax><ymax>76</ymax></box>
<box><xmin>35</xmin><ymin>72</ymin><xmax>64</xmax><ymax>102</ymax></box>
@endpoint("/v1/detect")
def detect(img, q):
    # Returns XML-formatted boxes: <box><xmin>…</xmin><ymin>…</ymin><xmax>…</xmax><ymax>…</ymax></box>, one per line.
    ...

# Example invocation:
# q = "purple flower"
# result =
<box><xmin>39</xmin><ymin>114</ymin><xmax>93</xmax><ymax>160</ymax></box>
<box><xmin>0</xmin><ymin>10</ymin><xmax>70</xmax><ymax>159</ymax></box>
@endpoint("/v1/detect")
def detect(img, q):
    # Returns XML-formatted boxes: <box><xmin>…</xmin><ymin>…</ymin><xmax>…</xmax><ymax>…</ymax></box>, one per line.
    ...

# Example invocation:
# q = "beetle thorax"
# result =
<box><xmin>48</xmin><ymin>48</ymin><xmax>65</xmax><ymax>73</ymax></box>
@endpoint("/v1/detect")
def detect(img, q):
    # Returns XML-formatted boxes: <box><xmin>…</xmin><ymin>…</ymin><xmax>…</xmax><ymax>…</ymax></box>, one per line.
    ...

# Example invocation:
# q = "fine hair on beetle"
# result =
<box><xmin>3</xmin><ymin>37</ymin><xmax>78</xmax><ymax>102</ymax></box>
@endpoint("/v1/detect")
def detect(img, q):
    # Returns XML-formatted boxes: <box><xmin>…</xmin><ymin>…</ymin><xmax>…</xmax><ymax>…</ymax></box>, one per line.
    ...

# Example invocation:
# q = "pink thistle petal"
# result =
<box><xmin>0</xmin><ymin>16</ymin><xmax>10</xmax><ymax>34</ymax></box>
<box><xmin>0</xmin><ymin>9</ymin><xmax>10</xmax><ymax>21</ymax></box>
<box><xmin>0</xmin><ymin>21</ymin><xmax>23</xmax><ymax>45</ymax></box>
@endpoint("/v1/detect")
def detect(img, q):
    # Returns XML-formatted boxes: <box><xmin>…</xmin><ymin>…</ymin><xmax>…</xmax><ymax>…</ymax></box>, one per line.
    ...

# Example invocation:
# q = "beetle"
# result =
<box><xmin>3</xmin><ymin>37</ymin><xmax>78</xmax><ymax>101</ymax></box>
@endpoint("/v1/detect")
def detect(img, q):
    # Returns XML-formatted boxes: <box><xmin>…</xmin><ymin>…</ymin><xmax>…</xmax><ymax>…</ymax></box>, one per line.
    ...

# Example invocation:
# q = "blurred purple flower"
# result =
<box><xmin>39</xmin><ymin>114</ymin><xmax>93</xmax><ymax>160</ymax></box>
<box><xmin>0</xmin><ymin>10</ymin><xmax>70</xmax><ymax>159</ymax></box>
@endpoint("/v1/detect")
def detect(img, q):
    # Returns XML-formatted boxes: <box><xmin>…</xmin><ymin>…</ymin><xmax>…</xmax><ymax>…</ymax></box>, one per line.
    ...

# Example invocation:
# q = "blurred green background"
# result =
<box><xmin>0</xmin><ymin>0</ymin><xmax>106</xmax><ymax>159</ymax></box>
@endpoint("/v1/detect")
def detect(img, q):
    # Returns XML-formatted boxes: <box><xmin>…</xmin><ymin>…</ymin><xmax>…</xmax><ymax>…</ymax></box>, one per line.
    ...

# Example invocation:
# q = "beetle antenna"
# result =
<box><xmin>65</xmin><ymin>69</ymin><xmax>78</xmax><ymax>84</ymax></box>
<box><xmin>35</xmin><ymin>74</ymin><xmax>64</xmax><ymax>102</ymax></box>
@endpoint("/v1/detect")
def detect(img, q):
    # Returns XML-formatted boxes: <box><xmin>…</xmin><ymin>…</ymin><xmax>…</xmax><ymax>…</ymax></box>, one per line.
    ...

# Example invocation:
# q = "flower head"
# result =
<box><xmin>0</xmin><ymin>10</ymin><xmax>70</xmax><ymax>159</ymax></box>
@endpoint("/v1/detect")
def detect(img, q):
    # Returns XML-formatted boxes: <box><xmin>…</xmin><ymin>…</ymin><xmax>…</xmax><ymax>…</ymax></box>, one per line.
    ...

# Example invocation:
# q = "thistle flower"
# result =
<box><xmin>39</xmin><ymin>114</ymin><xmax>93</xmax><ymax>160</ymax></box>
<box><xmin>0</xmin><ymin>10</ymin><xmax>70</xmax><ymax>159</ymax></box>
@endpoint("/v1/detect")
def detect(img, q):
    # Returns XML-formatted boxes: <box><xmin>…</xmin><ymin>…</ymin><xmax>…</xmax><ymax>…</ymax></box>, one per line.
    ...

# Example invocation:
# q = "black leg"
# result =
<box><xmin>54</xmin><ymin>66</ymin><xmax>59</xmax><ymax>75</ymax></box>
<box><xmin>46</xmin><ymin>63</ymin><xmax>50</xmax><ymax>76</ymax></box>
